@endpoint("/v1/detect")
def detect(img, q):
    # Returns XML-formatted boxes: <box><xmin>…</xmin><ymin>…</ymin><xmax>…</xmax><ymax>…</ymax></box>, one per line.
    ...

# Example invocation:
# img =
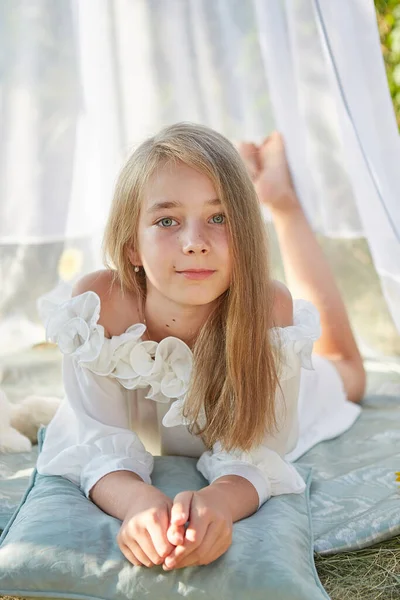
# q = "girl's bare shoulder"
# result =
<box><xmin>72</xmin><ymin>269</ymin><xmax>140</xmax><ymax>338</ymax></box>
<box><xmin>271</xmin><ymin>280</ymin><xmax>293</xmax><ymax>328</ymax></box>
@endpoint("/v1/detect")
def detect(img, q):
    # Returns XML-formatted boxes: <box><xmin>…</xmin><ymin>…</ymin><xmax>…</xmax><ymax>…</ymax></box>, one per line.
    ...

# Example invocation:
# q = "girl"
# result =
<box><xmin>37</xmin><ymin>122</ymin><xmax>365</xmax><ymax>572</ymax></box>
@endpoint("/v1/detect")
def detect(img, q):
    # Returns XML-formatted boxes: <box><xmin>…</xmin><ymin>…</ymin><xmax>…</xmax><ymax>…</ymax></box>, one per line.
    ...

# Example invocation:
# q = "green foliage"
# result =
<box><xmin>375</xmin><ymin>0</ymin><xmax>400</xmax><ymax>129</ymax></box>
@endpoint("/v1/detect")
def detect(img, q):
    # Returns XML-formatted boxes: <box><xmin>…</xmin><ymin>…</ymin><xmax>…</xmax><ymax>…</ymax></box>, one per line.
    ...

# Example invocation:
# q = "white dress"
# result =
<box><xmin>36</xmin><ymin>289</ymin><xmax>361</xmax><ymax>509</ymax></box>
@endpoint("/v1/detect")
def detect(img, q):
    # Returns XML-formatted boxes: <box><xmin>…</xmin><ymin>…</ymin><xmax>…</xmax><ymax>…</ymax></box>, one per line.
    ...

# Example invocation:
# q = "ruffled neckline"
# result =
<box><xmin>37</xmin><ymin>287</ymin><xmax>321</xmax><ymax>428</ymax></box>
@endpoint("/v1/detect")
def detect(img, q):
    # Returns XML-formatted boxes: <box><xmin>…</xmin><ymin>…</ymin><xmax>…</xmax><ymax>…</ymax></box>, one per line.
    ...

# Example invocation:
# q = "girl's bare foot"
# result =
<box><xmin>239</xmin><ymin>132</ymin><xmax>300</xmax><ymax>214</ymax></box>
<box><xmin>238</xmin><ymin>142</ymin><xmax>261</xmax><ymax>182</ymax></box>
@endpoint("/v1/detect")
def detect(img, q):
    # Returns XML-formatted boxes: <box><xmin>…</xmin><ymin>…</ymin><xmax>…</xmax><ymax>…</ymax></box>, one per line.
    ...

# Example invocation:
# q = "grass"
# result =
<box><xmin>315</xmin><ymin>535</ymin><xmax>400</xmax><ymax>599</ymax></box>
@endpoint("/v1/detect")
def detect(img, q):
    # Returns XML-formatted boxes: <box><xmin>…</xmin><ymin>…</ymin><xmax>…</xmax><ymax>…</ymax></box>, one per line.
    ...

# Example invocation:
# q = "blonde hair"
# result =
<box><xmin>103</xmin><ymin>122</ymin><xmax>282</xmax><ymax>452</ymax></box>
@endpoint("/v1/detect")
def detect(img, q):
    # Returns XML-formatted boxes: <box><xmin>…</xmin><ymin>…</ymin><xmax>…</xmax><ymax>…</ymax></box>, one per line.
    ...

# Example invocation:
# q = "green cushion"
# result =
<box><xmin>0</xmin><ymin>447</ymin><xmax>38</xmax><ymax>532</ymax></box>
<box><xmin>0</xmin><ymin>428</ymin><xmax>328</xmax><ymax>600</ymax></box>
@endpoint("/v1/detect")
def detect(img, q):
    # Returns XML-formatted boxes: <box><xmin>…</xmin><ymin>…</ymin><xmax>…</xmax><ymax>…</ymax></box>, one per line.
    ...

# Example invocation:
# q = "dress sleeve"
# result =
<box><xmin>36</xmin><ymin>290</ymin><xmax>154</xmax><ymax>498</ymax></box>
<box><xmin>196</xmin><ymin>300</ymin><xmax>321</xmax><ymax>509</ymax></box>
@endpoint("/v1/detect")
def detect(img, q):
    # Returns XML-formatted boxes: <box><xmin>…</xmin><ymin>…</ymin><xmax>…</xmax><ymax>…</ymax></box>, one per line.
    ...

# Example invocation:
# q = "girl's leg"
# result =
<box><xmin>239</xmin><ymin>134</ymin><xmax>366</xmax><ymax>403</ymax></box>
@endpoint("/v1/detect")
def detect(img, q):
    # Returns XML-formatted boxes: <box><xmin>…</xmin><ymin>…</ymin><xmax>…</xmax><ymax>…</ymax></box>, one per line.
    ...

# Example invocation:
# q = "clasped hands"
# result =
<box><xmin>117</xmin><ymin>485</ymin><xmax>233</xmax><ymax>570</ymax></box>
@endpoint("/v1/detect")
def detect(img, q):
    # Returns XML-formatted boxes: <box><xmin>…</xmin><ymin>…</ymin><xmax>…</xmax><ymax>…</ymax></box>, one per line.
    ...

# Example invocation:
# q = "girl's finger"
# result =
<box><xmin>147</xmin><ymin>514</ymin><xmax>176</xmax><ymax>559</ymax></box>
<box><xmin>167</xmin><ymin>491</ymin><xmax>193</xmax><ymax>546</ymax></box>
<box><xmin>126</xmin><ymin>537</ymin><xmax>157</xmax><ymax>568</ymax></box>
<box><xmin>119</xmin><ymin>541</ymin><xmax>144</xmax><ymax>567</ymax></box>
<box><xmin>178</xmin><ymin>544</ymin><xmax>225</xmax><ymax>569</ymax></box>
<box><xmin>167</xmin><ymin>523</ymin><xmax>218</xmax><ymax>569</ymax></box>
<box><xmin>163</xmin><ymin>541</ymin><xmax>189</xmax><ymax>568</ymax></box>
<box><xmin>163</xmin><ymin>519</ymin><xmax>210</xmax><ymax>569</ymax></box>
<box><xmin>166</xmin><ymin>522</ymin><xmax>186</xmax><ymax>546</ymax></box>
<box><xmin>168</xmin><ymin>530</ymin><xmax>230</xmax><ymax>569</ymax></box>
<box><xmin>184</xmin><ymin>511</ymin><xmax>208</xmax><ymax>545</ymax></box>
<box><xmin>191</xmin><ymin>521</ymin><xmax>229</xmax><ymax>564</ymax></box>
<box><xmin>170</xmin><ymin>491</ymin><xmax>193</xmax><ymax>526</ymax></box>
<box><xmin>139</xmin><ymin>530</ymin><xmax>167</xmax><ymax>565</ymax></box>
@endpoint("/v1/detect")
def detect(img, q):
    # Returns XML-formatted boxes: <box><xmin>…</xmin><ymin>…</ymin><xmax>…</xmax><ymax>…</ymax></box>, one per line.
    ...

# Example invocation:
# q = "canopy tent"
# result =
<box><xmin>0</xmin><ymin>0</ymin><xmax>399</xmax><ymax>356</ymax></box>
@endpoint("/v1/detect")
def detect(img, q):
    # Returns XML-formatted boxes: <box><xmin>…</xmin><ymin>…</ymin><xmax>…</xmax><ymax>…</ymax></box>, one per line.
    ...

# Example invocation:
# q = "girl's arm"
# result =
<box><xmin>196</xmin><ymin>474</ymin><xmax>259</xmax><ymax>521</ymax></box>
<box><xmin>90</xmin><ymin>471</ymin><xmax>176</xmax><ymax>568</ymax></box>
<box><xmin>37</xmin><ymin>275</ymin><xmax>177</xmax><ymax>567</ymax></box>
<box><xmin>89</xmin><ymin>470</ymin><xmax>148</xmax><ymax>521</ymax></box>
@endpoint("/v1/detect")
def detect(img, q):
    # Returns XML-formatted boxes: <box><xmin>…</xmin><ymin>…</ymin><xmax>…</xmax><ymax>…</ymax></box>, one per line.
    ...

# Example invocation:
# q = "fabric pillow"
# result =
<box><xmin>0</xmin><ymin>428</ymin><xmax>329</xmax><ymax>600</ymax></box>
<box><xmin>0</xmin><ymin>447</ymin><xmax>38</xmax><ymax>532</ymax></box>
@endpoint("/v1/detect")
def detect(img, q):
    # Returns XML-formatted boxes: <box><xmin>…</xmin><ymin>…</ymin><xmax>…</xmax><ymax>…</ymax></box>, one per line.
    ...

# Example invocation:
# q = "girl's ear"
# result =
<box><xmin>127</xmin><ymin>246</ymin><xmax>142</xmax><ymax>266</ymax></box>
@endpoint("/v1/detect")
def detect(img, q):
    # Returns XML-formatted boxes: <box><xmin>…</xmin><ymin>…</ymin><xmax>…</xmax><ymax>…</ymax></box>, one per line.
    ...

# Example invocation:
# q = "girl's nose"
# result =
<box><xmin>180</xmin><ymin>223</ymin><xmax>210</xmax><ymax>255</ymax></box>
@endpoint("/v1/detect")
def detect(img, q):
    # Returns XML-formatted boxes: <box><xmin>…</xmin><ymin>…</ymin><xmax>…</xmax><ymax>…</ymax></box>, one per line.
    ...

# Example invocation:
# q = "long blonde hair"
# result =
<box><xmin>103</xmin><ymin>122</ymin><xmax>282</xmax><ymax>452</ymax></box>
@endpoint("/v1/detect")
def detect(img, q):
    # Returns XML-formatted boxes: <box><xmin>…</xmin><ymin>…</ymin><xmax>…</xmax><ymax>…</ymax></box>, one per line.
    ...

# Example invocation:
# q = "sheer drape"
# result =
<box><xmin>254</xmin><ymin>0</ymin><xmax>400</xmax><ymax>330</ymax></box>
<box><xmin>0</xmin><ymin>0</ymin><xmax>399</xmax><ymax>356</ymax></box>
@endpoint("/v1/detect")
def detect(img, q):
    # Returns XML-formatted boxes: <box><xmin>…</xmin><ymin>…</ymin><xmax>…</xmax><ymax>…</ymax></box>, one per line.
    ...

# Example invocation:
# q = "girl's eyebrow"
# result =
<box><xmin>146</xmin><ymin>198</ymin><xmax>222</xmax><ymax>213</ymax></box>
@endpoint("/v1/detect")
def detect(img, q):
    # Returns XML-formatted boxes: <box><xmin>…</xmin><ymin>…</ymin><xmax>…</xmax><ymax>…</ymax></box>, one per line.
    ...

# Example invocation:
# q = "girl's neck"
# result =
<box><xmin>139</xmin><ymin>289</ymin><xmax>215</xmax><ymax>348</ymax></box>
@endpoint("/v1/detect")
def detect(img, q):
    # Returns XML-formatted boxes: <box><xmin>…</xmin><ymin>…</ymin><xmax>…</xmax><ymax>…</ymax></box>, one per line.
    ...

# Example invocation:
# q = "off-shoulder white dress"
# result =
<box><xmin>36</xmin><ymin>289</ymin><xmax>361</xmax><ymax>509</ymax></box>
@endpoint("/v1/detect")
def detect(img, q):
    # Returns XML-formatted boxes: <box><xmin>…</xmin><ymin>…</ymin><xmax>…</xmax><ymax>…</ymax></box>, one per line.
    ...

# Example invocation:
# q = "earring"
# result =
<box><xmin>134</xmin><ymin>266</ymin><xmax>140</xmax><ymax>273</ymax></box>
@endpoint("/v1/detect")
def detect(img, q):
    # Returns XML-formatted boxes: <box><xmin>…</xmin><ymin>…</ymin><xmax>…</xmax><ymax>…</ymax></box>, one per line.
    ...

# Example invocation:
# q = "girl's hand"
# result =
<box><xmin>239</xmin><ymin>132</ymin><xmax>300</xmax><ymax>214</ymax></box>
<box><xmin>163</xmin><ymin>488</ymin><xmax>233</xmax><ymax>570</ymax></box>
<box><xmin>117</xmin><ymin>485</ymin><xmax>183</xmax><ymax>568</ymax></box>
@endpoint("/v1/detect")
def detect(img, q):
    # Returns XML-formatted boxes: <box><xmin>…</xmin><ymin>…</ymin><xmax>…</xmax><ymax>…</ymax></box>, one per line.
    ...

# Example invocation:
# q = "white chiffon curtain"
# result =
<box><xmin>0</xmin><ymin>0</ymin><xmax>399</xmax><ymax>356</ymax></box>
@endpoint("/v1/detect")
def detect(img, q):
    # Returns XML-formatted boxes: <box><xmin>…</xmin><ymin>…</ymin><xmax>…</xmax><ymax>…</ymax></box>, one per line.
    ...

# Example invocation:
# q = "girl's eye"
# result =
<box><xmin>155</xmin><ymin>214</ymin><xmax>226</xmax><ymax>227</ymax></box>
<box><xmin>156</xmin><ymin>218</ymin><xmax>177</xmax><ymax>228</ymax></box>
<box><xmin>210</xmin><ymin>214</ymin><xmax>226</xmax><ymax>224</ymax></box>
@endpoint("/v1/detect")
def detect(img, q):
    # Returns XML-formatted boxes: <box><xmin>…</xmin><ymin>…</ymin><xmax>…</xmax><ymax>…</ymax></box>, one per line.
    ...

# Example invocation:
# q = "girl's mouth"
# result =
<box><xmin>177</xmin><ymin>270</ymin><xmax>215</xmax><ymax>280</ymax></box>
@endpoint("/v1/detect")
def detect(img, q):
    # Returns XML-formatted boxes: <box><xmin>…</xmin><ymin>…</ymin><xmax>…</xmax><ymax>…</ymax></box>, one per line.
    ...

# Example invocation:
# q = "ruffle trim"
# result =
<box><xmin>38</xmin><ymin>287</ymin><xmax>320</xmax><ymax>427</ymax></box>
<box><xmin>38</xmin><ymin>289</ymin><xmax>192</xmax><ymax>413</ymax></box>
<box><xmin>270</xmin><ymin>299</ymin><xmax>321</xmax><ymax>381</ymax></box>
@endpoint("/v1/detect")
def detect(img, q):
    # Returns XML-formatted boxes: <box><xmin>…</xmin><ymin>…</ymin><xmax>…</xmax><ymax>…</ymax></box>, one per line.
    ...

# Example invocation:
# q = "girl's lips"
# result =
<box><xmin>178</xmin><ymin>270</ymin><xmax>215</xmax><ymax>280</ymax></box>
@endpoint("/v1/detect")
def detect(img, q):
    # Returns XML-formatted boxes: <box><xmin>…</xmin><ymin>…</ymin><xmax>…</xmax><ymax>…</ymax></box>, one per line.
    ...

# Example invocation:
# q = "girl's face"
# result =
<box><xmin>135</xmin><ymin>161</ymin><xmax>232</xmax><ymax>307</ymax></box>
